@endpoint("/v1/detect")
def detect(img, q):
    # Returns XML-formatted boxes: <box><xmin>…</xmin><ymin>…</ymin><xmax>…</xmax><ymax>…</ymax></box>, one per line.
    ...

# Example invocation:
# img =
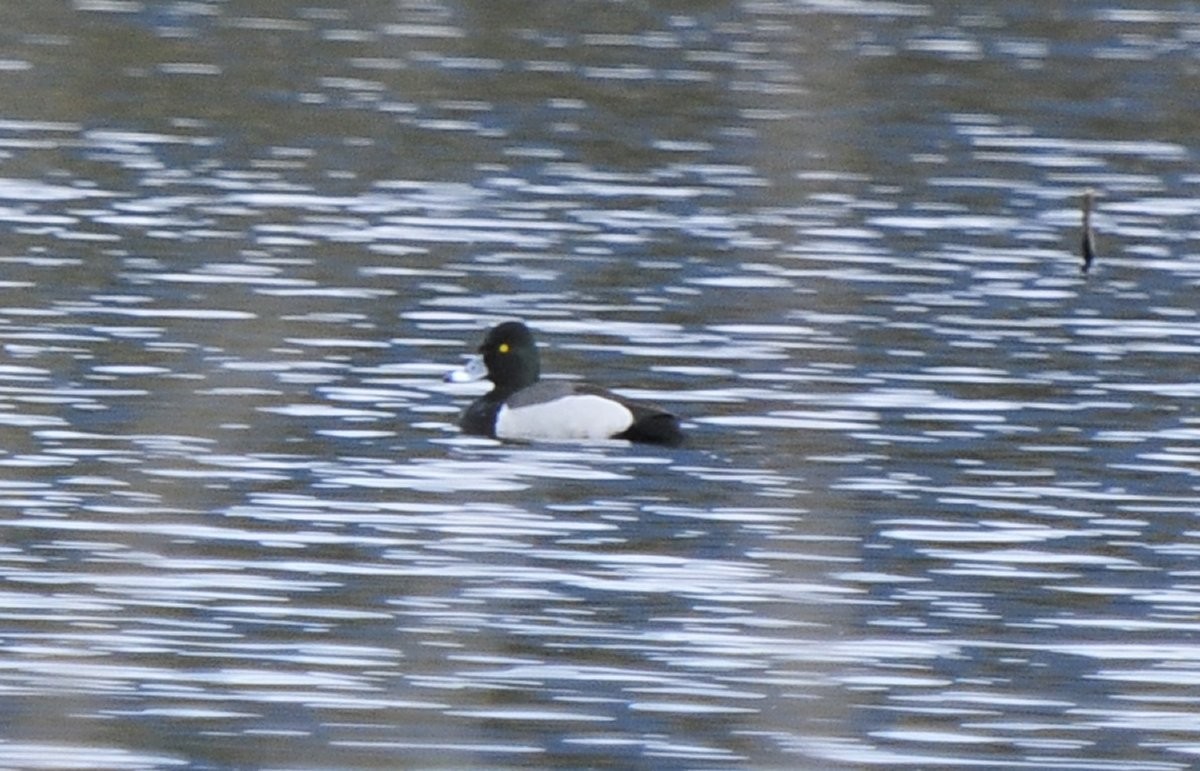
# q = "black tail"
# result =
<box><xmin>619</xmin><ymin>411</ymin><xmax>684</xmax><ymax>446</ymax></box>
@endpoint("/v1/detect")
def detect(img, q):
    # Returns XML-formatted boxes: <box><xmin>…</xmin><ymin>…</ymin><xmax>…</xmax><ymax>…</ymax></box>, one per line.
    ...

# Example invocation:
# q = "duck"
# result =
<box><xmin>445</xmin><ymin>321</ymin><xmax>683</xmax><ymax>444</ymax></box>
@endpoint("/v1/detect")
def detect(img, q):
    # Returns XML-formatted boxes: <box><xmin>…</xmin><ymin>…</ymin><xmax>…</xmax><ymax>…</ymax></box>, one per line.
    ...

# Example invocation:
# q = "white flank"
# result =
<box><xmin>496</xmin><ymin>394</ymin><xmax>634</xmax><ymax>441</ymax></box>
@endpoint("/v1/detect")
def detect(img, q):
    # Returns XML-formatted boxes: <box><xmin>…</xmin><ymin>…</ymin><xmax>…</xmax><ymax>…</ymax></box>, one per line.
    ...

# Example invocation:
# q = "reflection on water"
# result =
<box><xmin>2</xmin><ymin>0</ymin><xmax>1200</xmax><ymax>768</ymax></box>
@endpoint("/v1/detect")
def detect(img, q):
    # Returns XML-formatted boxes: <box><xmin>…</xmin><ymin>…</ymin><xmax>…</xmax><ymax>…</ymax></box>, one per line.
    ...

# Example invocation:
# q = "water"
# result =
<box><xmin>1</xmin><ymin>1</ymin><xmax>1199</xmax><ymax>768</ymax></box>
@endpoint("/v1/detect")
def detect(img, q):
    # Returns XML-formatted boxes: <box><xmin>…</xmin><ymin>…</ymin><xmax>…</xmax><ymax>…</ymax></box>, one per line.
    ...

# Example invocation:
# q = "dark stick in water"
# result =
<box><xmin>1080</xmin><ymin>189</ymin><xmax>1096</xmax><ymax>274</ymax></box>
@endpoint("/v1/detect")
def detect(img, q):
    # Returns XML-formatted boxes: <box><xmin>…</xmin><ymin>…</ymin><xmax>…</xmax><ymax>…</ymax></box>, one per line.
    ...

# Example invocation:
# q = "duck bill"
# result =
<box><xmin>444</xmin><ymin>354</ymin><xmax>488</xmax><ymax>383</ymax></box>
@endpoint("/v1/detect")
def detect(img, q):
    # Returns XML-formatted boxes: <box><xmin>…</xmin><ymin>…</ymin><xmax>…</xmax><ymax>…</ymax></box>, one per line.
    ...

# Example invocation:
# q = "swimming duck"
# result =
<box><xmin>445</xmin><ymin>321</ymin><xmax>683</xmax><ymax>444</ymax></box>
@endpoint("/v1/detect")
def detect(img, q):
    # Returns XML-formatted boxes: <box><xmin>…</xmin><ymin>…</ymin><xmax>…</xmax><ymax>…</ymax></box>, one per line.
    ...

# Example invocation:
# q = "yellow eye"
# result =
<box><xmin>498</xmin><ymin>342</ymin><xmax>510</xmax><ymax>354</ymax></box>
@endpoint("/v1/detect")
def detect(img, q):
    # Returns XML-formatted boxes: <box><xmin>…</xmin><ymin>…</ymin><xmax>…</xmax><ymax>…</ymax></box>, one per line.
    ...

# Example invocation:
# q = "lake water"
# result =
<box><xmin>2</xmin><ymin>1</ymin><xmax>1200</xmax><ymax>768</ymax></box>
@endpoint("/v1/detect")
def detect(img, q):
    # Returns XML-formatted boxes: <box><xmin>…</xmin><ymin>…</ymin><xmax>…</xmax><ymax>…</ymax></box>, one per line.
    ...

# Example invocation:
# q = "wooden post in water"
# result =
<box><xmin>1080</xmin><ymin>189</ymin><xmax>1096</xmax><ymax>274</ymax></box>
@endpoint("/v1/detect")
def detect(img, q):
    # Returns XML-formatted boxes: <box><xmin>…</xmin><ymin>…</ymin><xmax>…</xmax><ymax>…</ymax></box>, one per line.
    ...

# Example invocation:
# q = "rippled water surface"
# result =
<box><xmin>2</xmin><ymin>1</ymin><xmax>1200</xmax><ymax>768</ymax></box>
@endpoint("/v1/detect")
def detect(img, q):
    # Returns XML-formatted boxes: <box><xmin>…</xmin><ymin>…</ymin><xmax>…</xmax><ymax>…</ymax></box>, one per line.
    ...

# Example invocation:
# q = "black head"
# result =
<box><xmin>479</xmin><ymin>321</ymin><xmax>540</xmax><ymax>392</ymax></box>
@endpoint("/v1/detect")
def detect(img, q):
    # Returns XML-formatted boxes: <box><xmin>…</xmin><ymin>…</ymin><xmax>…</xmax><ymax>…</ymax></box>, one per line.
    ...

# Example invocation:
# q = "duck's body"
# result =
<box><xmin>447</xmin><ymin>321</ymin><xmax>682</xmax><ymax>445</ymax></box>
